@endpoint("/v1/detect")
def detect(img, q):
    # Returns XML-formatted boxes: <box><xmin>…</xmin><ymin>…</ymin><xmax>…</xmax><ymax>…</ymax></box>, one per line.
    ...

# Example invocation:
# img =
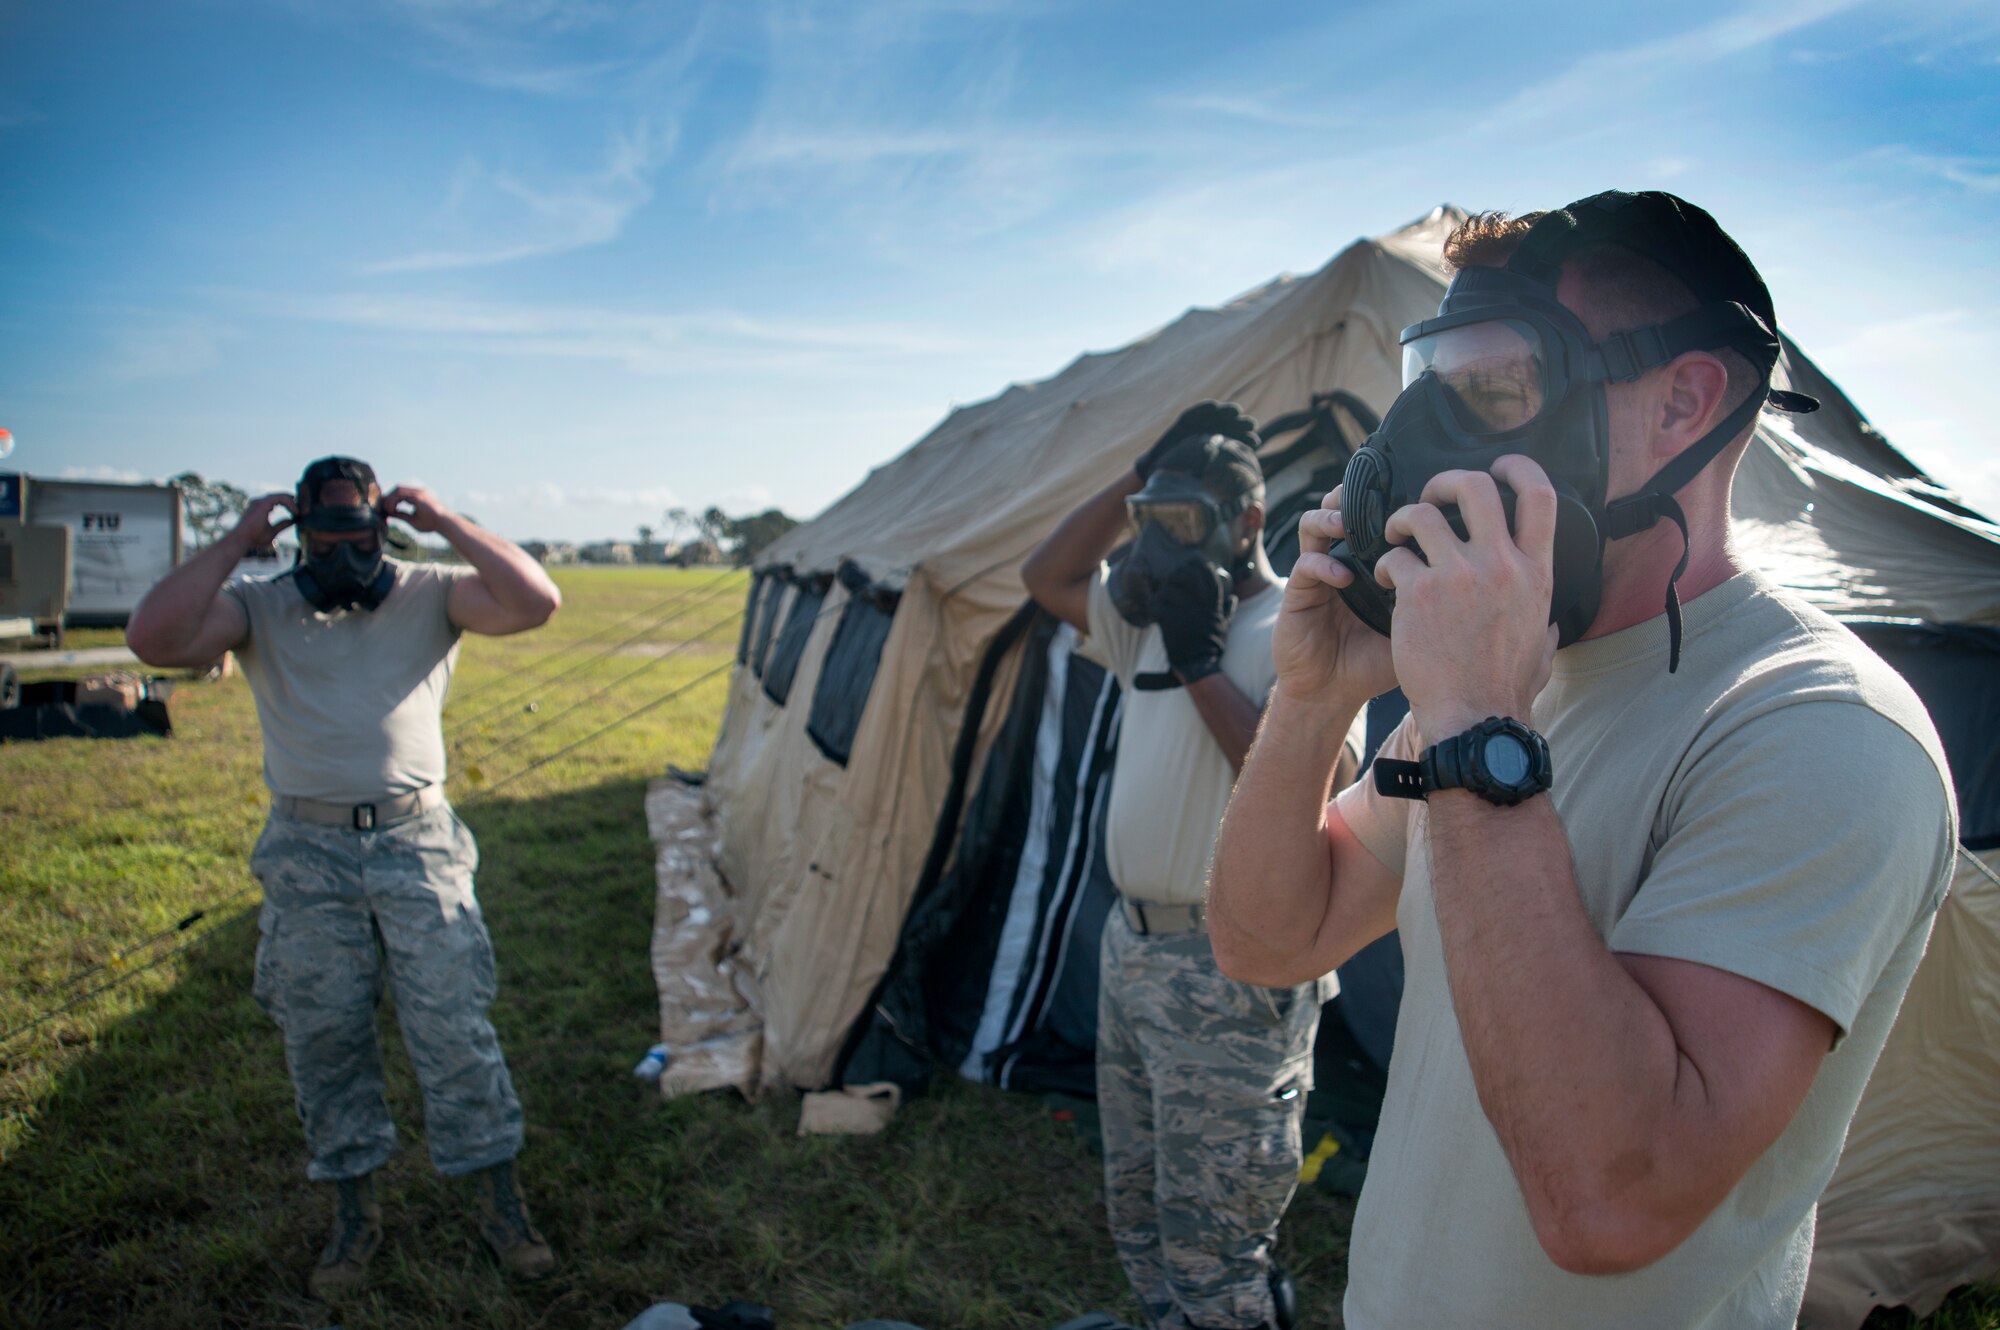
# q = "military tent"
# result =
<box><xmin>651</xmin><ymin>205</ymin><xmax>2000</xmax><ymax>1326</ymax></box>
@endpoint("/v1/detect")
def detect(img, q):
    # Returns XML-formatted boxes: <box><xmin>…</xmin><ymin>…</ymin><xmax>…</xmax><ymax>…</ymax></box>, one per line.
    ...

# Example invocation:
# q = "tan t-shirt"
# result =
<box><xmin>1333</xmin><ymin>571</ymin><xmax>1956</xmax><ymax>1330</ymax></box>
<box><xmin>1086</xmin><ymin>567</ymin><xmax>1349</xmax><ymax>906</ymax></box>
<box><xmin>224</xmin><ymin>559</ymin><xmax>475</xmax><ymax>803</ymax></box>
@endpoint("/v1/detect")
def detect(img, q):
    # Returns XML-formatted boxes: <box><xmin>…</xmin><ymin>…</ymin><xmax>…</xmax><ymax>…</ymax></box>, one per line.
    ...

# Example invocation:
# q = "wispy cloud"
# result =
<box><xmin>1861</xmin><ymin>144</ymin><xmax>2000</xmax><ymax>194</ymax></box>
<box><xmin>101</xmin><ymin>315</ymin><xmax>236</xmax><ymax>382</ymax></box>
<box><xmin>256</xmin><ymin>290</ymin><xmax>979</xmax><ymax>374</ymax></box>
<box><xmin>1156</xmin><ymin>93</ymin><xmax>1349</xmax><ymax>132</ymax></box>
<box><xmin>1477</xmin><ymin>0</ymin><xmax>1870</xmax><ymax>132</ymax></box>
<box><xmin>364</xmin><ymin>120</ymin><xmax>676</xmax><ymax>273</ymax></box>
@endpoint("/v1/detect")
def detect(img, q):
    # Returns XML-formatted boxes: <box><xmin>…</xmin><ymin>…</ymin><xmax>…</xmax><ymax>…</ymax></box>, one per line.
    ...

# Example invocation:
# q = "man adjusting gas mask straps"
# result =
<box><xmin>1329</xmin><ymin>189</ymin><xmax>1818</xmax><ymax>672</ymax></box>
<box><xmin>292</xmin><ymin>456</ymin><xmax>396</xmax><ymax>613</ymax></box>
<box><xmin>1108</xmin><ymin>404</ymin><xmax>1267</xmax><ymax>690</ymax></box>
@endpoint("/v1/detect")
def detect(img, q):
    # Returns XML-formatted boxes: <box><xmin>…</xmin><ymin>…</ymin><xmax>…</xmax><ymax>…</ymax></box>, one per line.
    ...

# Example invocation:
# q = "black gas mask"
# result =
<box><xmin>1108</xmin><ymin>436</ymin><xmax>1259</xmax><ymax>629</ymax></box>
<box><xmin>1328</xmin><ymin>190</ymin><xmax>1817</xmax><ymax>671</ymax></box>
<box><xmin>292</xmin><ymin>456</ymin><xmax>395</xmax><ymax>612</ymax></box>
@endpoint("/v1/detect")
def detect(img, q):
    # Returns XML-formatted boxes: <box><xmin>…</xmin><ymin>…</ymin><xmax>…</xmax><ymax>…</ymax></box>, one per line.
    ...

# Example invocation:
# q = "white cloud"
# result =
<box><xmin>364</xmin><ymin>119</ymin><xmax>678</xmax><ymax>273</ymax></box>
<box><xmin>61</xmin><ymin>464</ymin><xmax>154</xmax><ymax>483</ymax></box>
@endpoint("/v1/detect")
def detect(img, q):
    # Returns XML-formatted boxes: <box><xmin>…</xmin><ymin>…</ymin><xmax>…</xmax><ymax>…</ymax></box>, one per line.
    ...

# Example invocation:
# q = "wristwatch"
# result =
<box><xmin>1374</xmin><ymin>716</ymin><xmax>1552</xmax><ymax>807</ymax></box>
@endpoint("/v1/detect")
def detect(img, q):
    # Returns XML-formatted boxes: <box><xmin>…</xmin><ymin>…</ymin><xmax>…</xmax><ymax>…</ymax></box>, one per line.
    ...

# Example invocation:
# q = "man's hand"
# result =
<box><xmin>230</xmin><ymin>493</ymin><xmax>296</xmax><ymax>550</ymax></box>
<box><xmin>1274</xmin><ymin>486</ymin><xmax>1397</xmax><ymax>707</ymax></box>
<box><xmin>1373</xmin><ymin>455</ymin><xmax>1558</xmax><ymax>742</ymax></box>
<box><xmin>1153</xmin><ymin>558</ymin><xmax>1235</xmax><ymax>683</ymax></box>
<box><xmin>383</xmin><ymin>485</ymin><xmax>455</xmax><ymax>535</ymax></box>
<box><xmin>1135</xmin><ymin>401</ymin><xmax>1258</xmax><ymax>480</ymax></box>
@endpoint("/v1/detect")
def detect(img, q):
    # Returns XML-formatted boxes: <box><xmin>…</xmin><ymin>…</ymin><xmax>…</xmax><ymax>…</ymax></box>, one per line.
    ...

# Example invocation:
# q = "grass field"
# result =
<box><xmin>1</xmin><ymin>567</ymin><xmax>1992</xmax><ymax>1330</ymax></box>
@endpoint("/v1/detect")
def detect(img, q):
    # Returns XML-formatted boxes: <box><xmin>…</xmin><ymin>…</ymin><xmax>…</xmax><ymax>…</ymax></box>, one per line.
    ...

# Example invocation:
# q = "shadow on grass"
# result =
<box><xmin>0</xmin><ymin>775</ymin><xmax>1141</xmax><ymax>1330</ymax></box>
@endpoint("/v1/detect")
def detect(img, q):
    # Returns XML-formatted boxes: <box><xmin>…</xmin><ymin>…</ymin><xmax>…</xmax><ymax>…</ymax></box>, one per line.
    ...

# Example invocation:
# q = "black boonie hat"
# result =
<box><xmin>296</xmin><ymin>456</ymin><xmax>384</xmax><ymax>533</ymax></box>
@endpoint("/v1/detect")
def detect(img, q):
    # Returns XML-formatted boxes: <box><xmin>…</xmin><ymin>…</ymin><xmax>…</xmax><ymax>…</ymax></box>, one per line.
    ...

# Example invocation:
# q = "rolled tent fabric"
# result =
<box><xmin>1803</xmin><ymin>848</ymin><xmax>2000</xmax><ymax>1327</ymax></box>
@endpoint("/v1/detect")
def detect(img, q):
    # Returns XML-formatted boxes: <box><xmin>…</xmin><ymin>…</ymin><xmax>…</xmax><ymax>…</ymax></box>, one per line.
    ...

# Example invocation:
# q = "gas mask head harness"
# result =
<box><xmin>1108</xmin><ymin>432</ymin><xmax>1264</xmax><ymax>630</ymax></box>
<box><xmin>292</xmin><ymin>456</ymin><xmax>394</xmax><ymax>612</ymax></box>
<box><xmin>1330</xmin><ymin>190</ymin><xmax>1818</xmax><ymax>671</ymax></box>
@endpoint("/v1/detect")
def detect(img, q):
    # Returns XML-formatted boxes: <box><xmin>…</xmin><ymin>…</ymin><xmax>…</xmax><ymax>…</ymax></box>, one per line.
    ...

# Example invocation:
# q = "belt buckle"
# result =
<box><xmin>353</xmin><ymin>803</ymin><xmax>377</xmax><ymax>831</ymax></box>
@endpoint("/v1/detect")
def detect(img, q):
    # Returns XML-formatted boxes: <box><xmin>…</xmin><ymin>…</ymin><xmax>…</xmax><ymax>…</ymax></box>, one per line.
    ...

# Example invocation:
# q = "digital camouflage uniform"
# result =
<box><xmin>1098</xmin><ymin>911</ymin><xmax>1322</xmax><ymax>1330</ymax></box>
<box><xmin>1079</xmin><ymin>567</ymin><xmax>1334</xmax><ymax>1330</ymax></box>
<box><xmin>226</xmin><ymin>560</ymin><xmax>527</xmax><ymax>1184</ymax></box>
<box><xmin>251</xmin><ymin>803</ymin><xmax>524</xmax><ymax>1180</ymax></box>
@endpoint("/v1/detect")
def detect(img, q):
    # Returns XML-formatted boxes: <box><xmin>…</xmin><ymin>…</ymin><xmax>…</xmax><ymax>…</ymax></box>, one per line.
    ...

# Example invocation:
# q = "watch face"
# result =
<box><xmin>1484</xmin><ymin>732</ymin><xmax>1533</xmax><ymax>786</ymax></box>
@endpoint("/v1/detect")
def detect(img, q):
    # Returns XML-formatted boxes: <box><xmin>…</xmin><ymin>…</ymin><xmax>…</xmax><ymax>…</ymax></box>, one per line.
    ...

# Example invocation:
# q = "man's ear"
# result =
<box><xmin>1657</xmin><ymin>351</ymin><xmax>1733</xmax><ymax>462</ymax></box>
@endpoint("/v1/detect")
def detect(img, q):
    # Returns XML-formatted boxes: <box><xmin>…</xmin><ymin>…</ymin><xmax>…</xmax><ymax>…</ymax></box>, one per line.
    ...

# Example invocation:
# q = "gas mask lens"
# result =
<box><xmin>1401</xmin><ymin>317</ymin><xmax>1548</xmax><ymax>434</ymax></box>
<box><xmin>1125</xmin><ymin>497</ymin><xmax>1218</xmax><ymax>547</ymax></box>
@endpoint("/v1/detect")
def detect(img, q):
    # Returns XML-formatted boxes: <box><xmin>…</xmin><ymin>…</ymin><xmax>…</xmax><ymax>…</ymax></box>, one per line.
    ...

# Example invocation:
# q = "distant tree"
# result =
<box><xmin>637</xmin><ymin>523</ymin><xmax>655</xmax><ymax>545</ymax></box>
<box><xmin>173</xmin><ymin>472</ymin><xmax>250</xmax><ymax>549</ymax></box>
<box><xmin>727</xmin><ymin>508</ymin><xmax>799</xmax><ymax>565</ymax></box>
<box><xmin>662</xmin><ymin>503</ymin><xmax>798</xmax><ymax>565</ymax></box>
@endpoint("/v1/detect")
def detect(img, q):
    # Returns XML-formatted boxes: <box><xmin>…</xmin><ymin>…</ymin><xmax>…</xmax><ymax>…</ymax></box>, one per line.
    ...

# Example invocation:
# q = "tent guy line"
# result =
<box><xmin>443</xmin><ymin>566</ymin><xmax>742</xmax><ymax>722</ymax></box>
<box><xmin>454</xmin><ymin>603</ymin><xmax>746</xmax><ymax>771</ymax></box>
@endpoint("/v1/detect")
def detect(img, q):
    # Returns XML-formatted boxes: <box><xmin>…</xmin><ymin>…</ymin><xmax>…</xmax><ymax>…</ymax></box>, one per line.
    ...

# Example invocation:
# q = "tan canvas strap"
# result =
<box><xmin>1121</xmin><ymin>896</ymin><xmax>1205</xmax><ymax>935</ymax></box>
<box><xmin>275</xmin><ymin>785</ymin><xmax>445</xmax><ymax>831</ymax></box>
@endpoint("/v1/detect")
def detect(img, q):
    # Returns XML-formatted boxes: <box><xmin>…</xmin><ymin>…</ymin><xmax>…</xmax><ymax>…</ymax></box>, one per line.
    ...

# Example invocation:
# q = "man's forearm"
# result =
<box><xmin>1427</xmin><ymin>793</ymin><xmax>1696</xmax><ymax>1270</ymax></box>
<box><xmin>435</xmin><ymin>514</ymin><xmax>559</xmax><ymax>615</ymax></box>
<box><xmin>1183</xmin><ymin>673</ymin><xmax>1262</xmax><ymax>771</ymax></box>
<box><xmin>1208</xmin><ymin>688</ymin><xmax>1369</xmax><ymax>983</ymax></box>
<box><xmin>1022</xmin><ymin>471</ymin><xmax>1140</xmax><ymax>597</ymax></box>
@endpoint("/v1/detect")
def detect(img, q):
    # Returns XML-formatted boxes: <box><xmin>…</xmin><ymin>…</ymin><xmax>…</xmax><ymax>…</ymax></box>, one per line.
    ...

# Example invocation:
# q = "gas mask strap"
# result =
<box><xmin>1659</xmin><ymin>499</ymin><xmax>1691</xmax><ymax>674</ymax></box>
<box><xmin>1603</xmin><ymin>382</ymin><xmax>1768</xmax><ymax>672</ymax></box>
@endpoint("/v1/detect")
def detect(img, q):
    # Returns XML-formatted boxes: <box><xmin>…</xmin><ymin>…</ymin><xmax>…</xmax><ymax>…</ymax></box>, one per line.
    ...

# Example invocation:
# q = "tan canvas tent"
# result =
<box><xmin>656</xmin><ymin>206</ymin><xmax>2000</xmax><ymax>1324</ymax></box>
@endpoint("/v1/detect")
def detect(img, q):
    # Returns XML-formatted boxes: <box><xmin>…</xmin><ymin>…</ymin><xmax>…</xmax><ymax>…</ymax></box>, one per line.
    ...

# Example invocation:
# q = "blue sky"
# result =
<box><xmin>2</xmin><ymin>0</ymin><xmax>1996</xmax><ymax>542</ymax></box>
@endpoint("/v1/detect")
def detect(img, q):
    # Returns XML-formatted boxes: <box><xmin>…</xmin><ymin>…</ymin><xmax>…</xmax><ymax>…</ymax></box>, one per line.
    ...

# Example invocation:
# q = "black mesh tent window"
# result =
<box><xmin>762</xmin><ymin>573</ymin><xmax>830</xmax><ymax>706</ymax></box>
<box><xmin>807</xmin><ymin>563</ymin><xmax>901</xmax><ymax>766</ymax></box>
<box><xmin>750</xmin><ymin>570</ymin><xmax>790</xmax><ymax>678</ymax></box>
<box><xmin>737</xmin><ymin>572</ymin><xmax>767</xmax><ymax>666</ymax></box>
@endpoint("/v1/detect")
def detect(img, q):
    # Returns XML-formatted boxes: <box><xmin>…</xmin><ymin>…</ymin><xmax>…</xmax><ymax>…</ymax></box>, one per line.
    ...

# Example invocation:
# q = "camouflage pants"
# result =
<box><xmin>1098</xmin><ymin>909</ymin><xmax>1324</xmax><ymax>1330</ymax></box>
<box><xmin>250</xmin><ymin>804</ymin><xmax>525</xmax><ymax>1182</ymax></box>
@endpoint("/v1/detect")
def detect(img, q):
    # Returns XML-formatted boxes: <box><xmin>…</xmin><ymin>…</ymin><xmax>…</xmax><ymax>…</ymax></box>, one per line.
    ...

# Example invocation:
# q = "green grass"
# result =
<box><xmin>0</xmin><ymin>567</ymin><xmax>1991</xmax><ymax>1330</ymax></box>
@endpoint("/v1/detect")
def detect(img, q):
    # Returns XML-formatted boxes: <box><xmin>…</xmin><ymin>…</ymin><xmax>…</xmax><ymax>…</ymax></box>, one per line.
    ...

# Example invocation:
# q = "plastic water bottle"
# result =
<box><xmin>632</xmin><ymin>1043</ymin><xmax>669</xmax><ymax>1082</ymax></box>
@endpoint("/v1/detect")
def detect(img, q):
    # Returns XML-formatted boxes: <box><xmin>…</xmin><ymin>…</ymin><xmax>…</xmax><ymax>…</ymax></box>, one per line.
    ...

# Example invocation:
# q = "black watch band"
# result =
<box><xmin>1374</xmin><ymin>716</ymin><xmax>1552</xmax><ymax>807</ymax></box>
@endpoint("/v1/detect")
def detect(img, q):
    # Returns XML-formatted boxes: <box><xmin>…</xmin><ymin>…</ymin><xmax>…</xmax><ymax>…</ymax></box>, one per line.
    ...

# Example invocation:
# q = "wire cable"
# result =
<box><xmin>455</xmin><ymin>607</ymin><xmax>744</xmax><ymax>772</ymax></box>
<box><xmin>446</xmin><ymin>571</ymin><xmax>745</xmax><ymax>738</ymax></box>
<box><xmin>0</xmin><ymin>905</ymin><xmax>260</xmax><ymax>1050</ymax></box>
<box><xmin>444</xmin><ymin>568</ymin><xmax>741</xmax><ymax>716</ymax></box>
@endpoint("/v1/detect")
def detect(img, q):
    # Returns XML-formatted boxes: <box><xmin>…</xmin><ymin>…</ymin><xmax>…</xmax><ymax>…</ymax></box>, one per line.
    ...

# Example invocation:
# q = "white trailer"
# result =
<box><xmin>2</xmin><ymin>474</ymin><xmax>185</xmax><ymax>627</ymax></box>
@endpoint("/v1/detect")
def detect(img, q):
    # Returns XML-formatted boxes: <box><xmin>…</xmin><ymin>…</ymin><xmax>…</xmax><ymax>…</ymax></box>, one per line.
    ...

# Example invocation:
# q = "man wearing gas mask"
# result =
<box><xmin>1024</xmin><ymin>411</ymin><xmax>1359</xmax><ymax>1330</ymax></box>
<box><xmin>1208</xmin><ymin>192</ymin><xmax>1956</xmax><ymax>1329</ymax></box>
<box><xmin>127</xmin><ymin>457</ymin><xmax>563</xmax><ymax>1299</ymax></box>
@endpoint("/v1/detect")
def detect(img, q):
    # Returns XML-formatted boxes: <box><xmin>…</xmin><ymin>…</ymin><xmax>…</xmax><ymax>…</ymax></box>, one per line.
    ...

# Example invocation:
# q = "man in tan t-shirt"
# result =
<box><xmin>1209</xmin><ymin>193</ymin><xmax>1956</xmax><ymax>1329</ymax></box>
<box><xmin>1025</xmin><ymin>417</ymin><xmax>1359</xmax><ymax>1330</ymax></box>
<box><xmin>128</xmin><ymin>456</ymin><xmax>563</xmax><ymax>1300</ymax></box>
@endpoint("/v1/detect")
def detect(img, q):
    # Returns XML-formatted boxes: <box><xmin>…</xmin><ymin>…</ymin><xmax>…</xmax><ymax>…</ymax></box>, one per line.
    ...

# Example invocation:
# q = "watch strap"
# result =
<box><xmin>1374</xmin><ymin>757</ymin><xmax>1426</xmax><ymax>800</ymax></box>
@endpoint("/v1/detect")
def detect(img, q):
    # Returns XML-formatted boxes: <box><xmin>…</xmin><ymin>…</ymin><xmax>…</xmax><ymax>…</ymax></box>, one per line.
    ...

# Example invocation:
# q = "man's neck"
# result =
<box><xmin>1583</xmin><ymin>510</ymin><xmax>1740</xmax><ymax>642</ymax></box>
<box><xmin>1232</xmin><ymin>546</ymin><xmax>1279</xmax><ymax>602</ymax></box>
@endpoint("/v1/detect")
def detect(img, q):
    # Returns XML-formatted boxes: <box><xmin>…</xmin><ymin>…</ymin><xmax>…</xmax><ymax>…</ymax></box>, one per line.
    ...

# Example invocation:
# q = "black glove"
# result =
<box><xmin>1134</xmin><ymin>401</ymin><xmax>1260</xmax><ymax>481</ymax></box>
<box><xmin>1152</xmin><ymin>558</ymin><xmax>1237</xmax><ymax>684</ymax></box>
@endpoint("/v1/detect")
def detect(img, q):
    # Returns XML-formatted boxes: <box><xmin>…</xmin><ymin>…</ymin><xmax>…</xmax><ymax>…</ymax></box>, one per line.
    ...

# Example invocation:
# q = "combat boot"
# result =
<box><xmin>308</xmin><ymin>1174</ymin><xmax>383</xmax><ymax>1299</ymax></box>
<box><xmin>1269</xmin><ymin>1262</ymin><xmax>1299</xmax><ymax>1330</ymax></box>
<box><xmin>472</xmin><ymin>1158</ymin><xmax>554</xmax><ymax>1279</ymax></box>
